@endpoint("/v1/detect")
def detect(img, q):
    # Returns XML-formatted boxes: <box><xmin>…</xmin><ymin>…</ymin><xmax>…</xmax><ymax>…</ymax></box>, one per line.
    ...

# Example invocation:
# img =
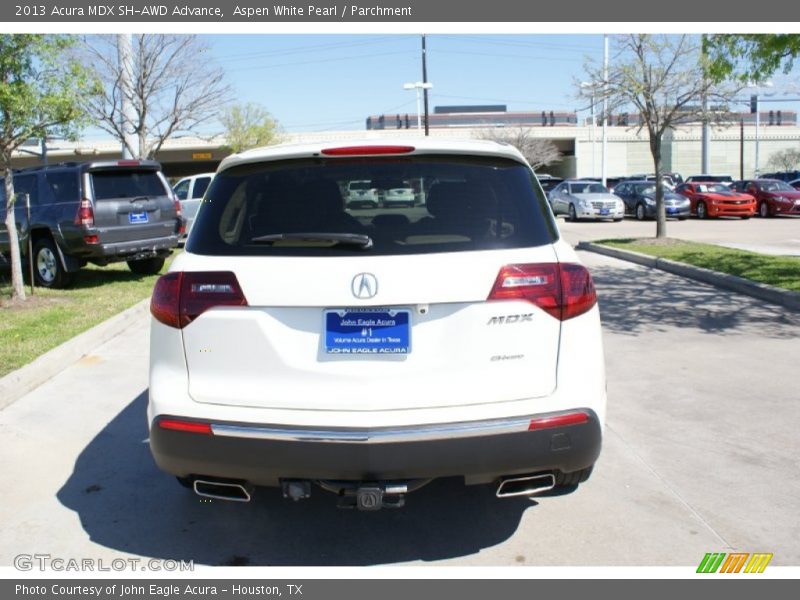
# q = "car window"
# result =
<box><xmin>173</xmin><ymin>179</ymin><xmax>190</xmax><ymax>200</ymax></box>
<box><xmin>187</xmin><ymin>155</ymin><xmax>558</xmax><ymax>257</ymax></box>
<box><xmin>762</xmin><ymin>181</ymin><xmax>794</xmax><ymax>192</ymax></box>
<box><xmin>579</xmin><ymin>183</ymin><xmax>608</xmax><ymax>194</ymax></box>
<box><xmin>13</xmin><ymin>174</ymin><xmax>39</xmax><ymax>206</ymax></box>
<box><xmin>91</xmin><ymin>170</ymin><xmax>167</xmax><ymax>200</ymax></box>
<box><xmin>193</xmin><ymin>176</ymin><xmax>212</xmax><ymax>198</ymax></box>
<box><xmin>635</xmin><ymin>184</ymin><xmax>656</xmax><ymax>195</ymax></box>
<box><xmin>44</xmin><ymin>171</ymin><xmax>80</xmax><ymax>203</ymax></box>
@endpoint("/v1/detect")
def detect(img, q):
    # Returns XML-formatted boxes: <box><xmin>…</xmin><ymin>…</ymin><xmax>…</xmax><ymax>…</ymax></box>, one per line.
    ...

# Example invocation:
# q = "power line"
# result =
<box><xmin>225</xmin><ymin>50</ymin><xmax>414</xmax><ymax>74</ymax></box>
<box><xmin>213</xmin><ymin>36</ymin><xmax>416</xmax><ymax>64</ymax></box>
<box><xmin>434</xmin><ymin>34</ymin><xmax>599</xmax><ymax>53</ymax></box>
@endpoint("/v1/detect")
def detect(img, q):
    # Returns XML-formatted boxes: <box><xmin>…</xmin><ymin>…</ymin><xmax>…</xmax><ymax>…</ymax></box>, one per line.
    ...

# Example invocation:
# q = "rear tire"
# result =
<box><xmin>127</xmin><ymin>256</ymin><xmax>165</xmax><ymax>275</ymax></box>
<box><xmin>32</xmin><ymin>237</ymin><xmax>74</xmax><ymax>289</ymax></box>
<box><xmin>555</xmin><ymin>466</ymin><xmax>594</xmax><ymax>487</ymax></box>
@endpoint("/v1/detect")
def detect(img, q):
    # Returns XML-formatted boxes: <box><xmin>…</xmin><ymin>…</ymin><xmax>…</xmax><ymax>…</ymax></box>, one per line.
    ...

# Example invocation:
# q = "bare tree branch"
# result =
<box><xmin>79</xmin><ymin>34</ymin><xmax>232</xmax><ymax>159</ymax></box>
<box><xmin>579</xmin><ymin>34</ymin><xmax>740</xmax><ymax>238</ymax></box>
<box><xmin>475</xmin><ymin>127</ymin><xmax>562</xmax><ymax>170</ymax></box>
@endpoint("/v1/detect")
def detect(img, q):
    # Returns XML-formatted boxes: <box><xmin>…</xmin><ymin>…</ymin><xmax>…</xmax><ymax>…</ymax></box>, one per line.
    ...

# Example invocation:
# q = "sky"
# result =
<box><xmin>82</xmin><ymin>33</ymin><xmax>800</xmax><ymax>140</ymax></box>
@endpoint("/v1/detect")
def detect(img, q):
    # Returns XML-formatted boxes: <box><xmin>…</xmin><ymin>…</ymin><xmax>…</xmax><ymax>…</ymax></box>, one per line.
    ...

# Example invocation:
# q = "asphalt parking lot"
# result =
<box><xmin>558</xmin><ymin>212</ymin><xmax>800</xmax><ymax>255</ymax></box>
<box><xmin>2</xmin><ymin>231</ymin><xmax>799</xmax><ymax>567</ymax></box>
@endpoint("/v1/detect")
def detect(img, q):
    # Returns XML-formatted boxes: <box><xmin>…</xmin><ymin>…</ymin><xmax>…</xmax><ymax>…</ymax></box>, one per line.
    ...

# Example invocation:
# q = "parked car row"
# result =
<box><xmin>542</xmin><ymin>174</ymin><xmax>800</xmax><ymax>221</ymax></box>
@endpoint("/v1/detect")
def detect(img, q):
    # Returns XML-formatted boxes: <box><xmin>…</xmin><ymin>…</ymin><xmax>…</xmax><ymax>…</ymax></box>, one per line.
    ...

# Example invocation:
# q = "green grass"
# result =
<box><xmin>597</xmin><ymin>238</ymin><xmax>800</xmax><ymax>292</ymax></box>
<box><xmin>0</xmin><ymin>256</ymin><xmax>173</xmax><ymax>378</ymax></box>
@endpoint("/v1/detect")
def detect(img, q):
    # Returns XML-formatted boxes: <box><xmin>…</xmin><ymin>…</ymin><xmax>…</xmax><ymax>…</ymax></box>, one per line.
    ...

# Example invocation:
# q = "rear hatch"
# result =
<box><xmin>178</xmin><ymin>148</ymin><xmax>568</xmax><ymax>412</ymax></box>
<box><xmin>88</xmin><ymin>163</ymin><xmax>178</xmax><ymax>244</ymax></box>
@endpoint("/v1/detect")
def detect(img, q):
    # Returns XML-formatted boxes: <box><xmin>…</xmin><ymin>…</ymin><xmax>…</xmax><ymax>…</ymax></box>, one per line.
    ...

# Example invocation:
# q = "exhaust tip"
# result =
<box><xmin>193</xmin><ymin>479</ymin><xmax>253</xmax><ymax>503</ymax></box>
<box><xmin>496</xmin><ymin>473</ymin><xmax>556</xmax><ymax>498</ymax></box>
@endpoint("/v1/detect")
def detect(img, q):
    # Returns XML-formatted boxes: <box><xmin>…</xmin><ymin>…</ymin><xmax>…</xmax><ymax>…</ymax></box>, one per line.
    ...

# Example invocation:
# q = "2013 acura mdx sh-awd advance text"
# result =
<box><xmin>148</xmin><ymin>139</ymin><xmax>606</xmax><ymax>510</ymax></box>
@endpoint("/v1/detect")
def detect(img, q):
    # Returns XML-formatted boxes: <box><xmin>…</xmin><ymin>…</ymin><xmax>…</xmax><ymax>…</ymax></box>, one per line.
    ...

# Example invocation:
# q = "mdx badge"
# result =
<box><xmin>487</xmin><ymin>313</ymin><xmax>533</xmax><ymax>325</ymax></box>
<box><xmin>351</xmin><ymin>273</ymin><xmax>378</xmax><ymax>299</ymax></box>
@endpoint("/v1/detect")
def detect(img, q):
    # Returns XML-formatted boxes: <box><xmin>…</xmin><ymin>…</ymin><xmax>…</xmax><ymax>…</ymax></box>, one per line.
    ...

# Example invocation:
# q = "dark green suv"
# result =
<box><xmin>0</xmin><ymin>160</ymin><xmax>183</xmax><ymax>288</ymax></box>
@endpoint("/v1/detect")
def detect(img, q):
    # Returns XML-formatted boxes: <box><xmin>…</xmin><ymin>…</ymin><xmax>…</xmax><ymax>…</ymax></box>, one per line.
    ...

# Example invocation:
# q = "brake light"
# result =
<box><xmin>173</xmin><ymin>197</ymin><xmax>186</xmax><ymax>235</ymax></box>
<box><xmin>528</xmin><ymin>411</ymin><xmax>589</xmax><ymax>430</ymax></box>
<box><xmin>117</xmin><ymin>160</ymin><xmax>141</xmax><ymax>166</ymax></box>
<box><xmin>487</xmin><ymin>263</ymin><xmax>596</xmax><ymax>321</ymax></box>
<box><xmin>150</xmin><ymin>271</ymin><xmax>248</xmax><ymax>329</ymax></box>
<box><xmin>320</xmin><ymin>145</ymin><xmax>415</xmax><ymax>156</ymax></box>
<box><xmin>158</xmin><ymin>418</ymin><xmax>213</xmax><ymax>435</ymax></box>
<box><xmin>74</xmin><ymin>198</ymin><xmax>94</xmax><ymax>227</ymax></box>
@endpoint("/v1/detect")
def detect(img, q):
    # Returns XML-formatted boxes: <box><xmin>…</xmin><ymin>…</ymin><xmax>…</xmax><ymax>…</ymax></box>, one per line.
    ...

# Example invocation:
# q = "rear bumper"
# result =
<box><xmin>69</xmin><ymin>235</ymin><xmax>179</xmax><ymax>261</ymax></box>
<box><xmin>149</xmin><ymin>408</ymin><xmax>602</xmax><ymax>486</ymax></box>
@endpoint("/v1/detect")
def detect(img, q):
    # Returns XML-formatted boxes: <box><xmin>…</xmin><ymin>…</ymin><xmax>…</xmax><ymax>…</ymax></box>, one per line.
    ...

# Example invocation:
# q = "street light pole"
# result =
<box><xmin>755</xmin><ymin>94</ymin><xmax>761</xmax><ymax>177</ymax></box>
<box><xmin>581</xmin><ymin>82</ymin><xmax>597</xmax><ymax>177</ymax></box>
<box><xmin>403</xmin><ymin>82</ymin><xmax>433</xmax><ymax>133</ymax></box>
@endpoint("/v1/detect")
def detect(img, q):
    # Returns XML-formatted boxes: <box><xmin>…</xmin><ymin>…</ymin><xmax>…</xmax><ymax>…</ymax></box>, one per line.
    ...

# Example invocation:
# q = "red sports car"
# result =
<box><xmin>730</xmin><ymin>179</ymin><xmax>800</xmax><ymax>218</ymax></box>
<box><xmin>675</xmin><ymin>182</ymin><xmax>756</xmax><ymax>219</ymax></box>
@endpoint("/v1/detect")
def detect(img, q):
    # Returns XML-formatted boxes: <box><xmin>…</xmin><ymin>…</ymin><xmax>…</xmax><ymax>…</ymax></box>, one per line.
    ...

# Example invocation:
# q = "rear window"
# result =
<box><xmin>90</xmin><ymin>170</ymin><xmax>167</xmax><ymax>200</ymax></box>
<box><xmin>187</xmin><ymin>155</ymin><xmax>557</xmax><ymax>257</ymax></box>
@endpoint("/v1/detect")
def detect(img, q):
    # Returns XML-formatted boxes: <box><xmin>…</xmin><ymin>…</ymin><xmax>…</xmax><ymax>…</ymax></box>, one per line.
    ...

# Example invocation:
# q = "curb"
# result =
<box><xmin>577</xmin><ymin>241</ymin><xmax>800</xmax><ymax>312</ymax></box>
<box><xmin>0</xmin><ymin>298</ymin><xmax>150</xmax><ymax>411</ymax></box>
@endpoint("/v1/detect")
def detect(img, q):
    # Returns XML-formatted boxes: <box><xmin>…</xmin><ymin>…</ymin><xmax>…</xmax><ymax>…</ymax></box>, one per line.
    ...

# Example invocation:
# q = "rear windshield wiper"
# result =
<box><xmin>250</xmin><ymin>232</ymin><xmax>374</xmax><ymax>249</ymax></box>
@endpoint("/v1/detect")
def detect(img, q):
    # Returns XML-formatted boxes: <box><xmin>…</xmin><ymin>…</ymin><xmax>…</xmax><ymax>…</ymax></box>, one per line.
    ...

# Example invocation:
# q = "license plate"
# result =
<box><xmin>667</xmin><ymin>208</ymin><xmax>677</xmax><ymax>214</ymax></box>
<box><xmin>324</xmin><ymin>309</ymin><xmax>410</xmax><ymax>355</ymax></box>
<box><xmin>599</xmin><ymin>208</ymin><xmax>610</xmax><ymax>215</ymax></box>
<box><xmin>129</xmin><ymin>212</ymin><xmax>148</xmax><ymax>224</ymax></box>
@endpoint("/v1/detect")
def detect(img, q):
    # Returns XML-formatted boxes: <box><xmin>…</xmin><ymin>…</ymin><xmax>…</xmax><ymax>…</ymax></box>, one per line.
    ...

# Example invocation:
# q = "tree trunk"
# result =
<box><xmin>650</xmin><ymin>136</ymin><xmax>667</xmax><ymax>239</ymax></box>
<box><xmin>3</xmin><ymin>164</ymin><xmax>26</xmax><ymax>302</ymax></box>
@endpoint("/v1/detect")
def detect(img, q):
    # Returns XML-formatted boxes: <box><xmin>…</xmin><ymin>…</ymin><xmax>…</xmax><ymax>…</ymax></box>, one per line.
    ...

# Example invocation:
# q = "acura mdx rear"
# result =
<box><xmin>148</xmin><ymin>140</ymin><xmax>606</xmax><ymax>510</ymax></box>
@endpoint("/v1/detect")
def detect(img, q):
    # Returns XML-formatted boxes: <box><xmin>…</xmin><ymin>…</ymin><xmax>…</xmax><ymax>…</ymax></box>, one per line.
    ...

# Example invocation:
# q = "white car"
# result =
<box><xmin>172</xmin><ymin>172</ymin><xmax>215</xmax><ymax>239</ymax></box>
<box><xmin>345</xmin><ymin>180</ymin><xmax>380</xmax><ymax>208</ymax></box>
<box><xmin>148</xmin><ymin>139</ymin><xmax>606</xmax><ymax>510</ymax></box>
<box><xmin>380</xmin><ymin>180</ymin><xmax>416</xmax><ymax>207</ymax></box>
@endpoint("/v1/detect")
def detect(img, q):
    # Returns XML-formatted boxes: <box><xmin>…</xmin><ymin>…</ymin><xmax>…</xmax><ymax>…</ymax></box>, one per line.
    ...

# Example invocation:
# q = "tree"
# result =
<box><xmin>581</xmin><ymin>34</ymin><xmax>737</xmax><ymax>238</ymax></box>
<box><xmin>221</xmin><ymin>103</ymin><xmax>283</xmax><ymax>153</ymax></box>
<box><xmin>476</xmin><ymin>127</ymin><xmax>561</xmax><ymax>170</ymax></box>
<box><xmin>705</xmin><ymin>35</ymin><xmax>800</xmax><ymax>83</ymax></box>
<box><xmin>767</xmin><ymin>148</ymin><xmax>800</xmax><ymax>172</ymax></box>
<box><xmin>1</xmin><ymin>35</ymin><xmax>94</xmax><ymax>302</ymax></box>
<box><xmin>81</xmin><ymin>34</ymin><xmax>232</xmax><ymax>159</ymax></box>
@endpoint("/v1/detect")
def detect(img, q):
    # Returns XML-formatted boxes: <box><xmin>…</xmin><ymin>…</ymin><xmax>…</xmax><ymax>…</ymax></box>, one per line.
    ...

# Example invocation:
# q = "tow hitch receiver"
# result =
<box><xmin>334</xmin><ymin>482</ymin><xmax>407</xmax><ymax>510</ymax></box>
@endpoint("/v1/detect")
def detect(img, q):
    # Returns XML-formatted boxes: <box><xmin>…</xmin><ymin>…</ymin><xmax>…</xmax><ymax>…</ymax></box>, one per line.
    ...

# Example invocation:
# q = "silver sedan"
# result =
<box><xmin>549</xmin><ymin>181</ymin><xmax>625</xmax><ymax>222</ymax></box>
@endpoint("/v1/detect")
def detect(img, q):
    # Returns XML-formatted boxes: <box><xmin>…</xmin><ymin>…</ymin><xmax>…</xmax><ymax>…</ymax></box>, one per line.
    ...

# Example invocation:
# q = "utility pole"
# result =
<box><xmin>701</xmin><ymin>34</ymin><xmax>710</xmax><ymax>174</ymax></box>
<box><xmin>117</xmin><ymin>34</ymin><xmax>137</xmax><ymax>159</ymax></box>
<box><xmin>422</xmin><ymin>34</ymin><xmax>430</xmax><ymax>137</ymax></box>
<box><xmin>601</xmin><ymin>34</ymin><xmax>608</xmax><ymax>187</ymax></box>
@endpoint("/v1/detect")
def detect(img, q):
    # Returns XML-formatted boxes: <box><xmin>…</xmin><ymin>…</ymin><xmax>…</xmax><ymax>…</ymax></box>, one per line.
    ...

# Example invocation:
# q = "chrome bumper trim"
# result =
<box><xmin>211</xmin><ymin>415</ymin><xmax>536</xmax><ymax>444</ymax></box>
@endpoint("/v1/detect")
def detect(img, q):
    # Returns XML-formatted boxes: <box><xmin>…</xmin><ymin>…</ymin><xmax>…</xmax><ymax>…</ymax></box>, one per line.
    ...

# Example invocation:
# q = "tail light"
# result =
<box><xmin>150</xmin><ymin>271</ymin><xmax>248</xmax><ymax>329</ymax></box>
<box><xmin>74</xmin><ymin>198</ymin><xmax>94</xmax><ymax>227</ymax></box>
<box><xmin>173</xmin><ymin>195</ymin><xmax>186</xmax><ymax>235</ymax></box>
<box><xmin>488</xmin><ymin>263</ymin><xmax>596</xmax><ymax>321</ymax></box>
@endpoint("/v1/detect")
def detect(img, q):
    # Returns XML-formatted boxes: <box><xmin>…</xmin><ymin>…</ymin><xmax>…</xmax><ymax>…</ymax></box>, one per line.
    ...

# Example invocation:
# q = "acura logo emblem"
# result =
<box><xmin>351</xmin><ymin>273</ymin><xmax>378</xmax><ymax>299</ymax></box>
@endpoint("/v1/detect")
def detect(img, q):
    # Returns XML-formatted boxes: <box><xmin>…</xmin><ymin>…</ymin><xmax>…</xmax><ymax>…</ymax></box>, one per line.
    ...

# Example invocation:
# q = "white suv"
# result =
<box><xmin>148</xmin><ymin>139</ymin><xmax>606</xmax><ymax>510</ymax></box>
